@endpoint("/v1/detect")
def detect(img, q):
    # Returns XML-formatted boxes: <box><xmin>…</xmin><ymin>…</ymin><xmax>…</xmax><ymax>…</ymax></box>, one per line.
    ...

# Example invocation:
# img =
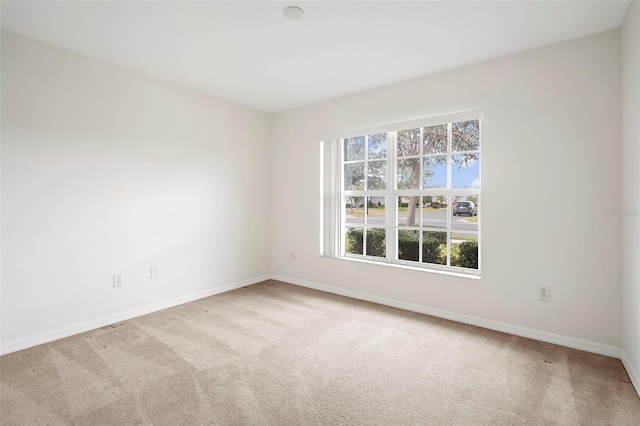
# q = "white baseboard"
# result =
<box><xmin>621</xmin><ymin>349</ymin><xmax>640</xmax><ymax>398</ymax></box>
<box><xmin>4</xmin><ymin>272</ymin><xmax>636</xmax><ymax>400</ymax></box>
<box><xmin>0</xmin><ymin>275</ymin><xmax>269</xmax><ymax>356</ymax></box>
<box><xmin>271</xmin><ymin>274</ymin><xmax>622</xmax><ymax>359</ymax></box>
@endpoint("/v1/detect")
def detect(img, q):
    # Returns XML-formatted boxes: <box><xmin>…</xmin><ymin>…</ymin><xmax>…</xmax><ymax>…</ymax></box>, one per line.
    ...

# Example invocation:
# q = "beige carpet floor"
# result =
<box><xmin>1</xmin><ymin>280</ymin><xmax>639</xmax><ymax>425</ymax></box>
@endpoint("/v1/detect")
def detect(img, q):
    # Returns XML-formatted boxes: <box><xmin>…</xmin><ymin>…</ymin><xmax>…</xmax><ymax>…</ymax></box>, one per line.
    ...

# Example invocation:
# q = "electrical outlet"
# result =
<box><xmin>538</xmin><ymin>286</ymin><xmax>550</xmax><ymax>301</ymax></box>
<box><xmin>113</xmin><ymin>274</ymin><xmax>123</xmax><ymax>288</ymax></box>
<box><xmin>291</xmin><ymin>251</ymin><xmax>296</xmax><ymax>260</ymax></box>
<box><xmin>150</xmin><ymin>266</ymin><xmax>158</xmax><ymax>279</ymax></box>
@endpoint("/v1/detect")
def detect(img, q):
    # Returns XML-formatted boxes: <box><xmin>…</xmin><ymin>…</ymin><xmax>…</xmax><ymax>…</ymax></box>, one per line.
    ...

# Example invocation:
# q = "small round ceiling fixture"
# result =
<box><xmin>283</xmin><ymin>6</ymin><xmax>305</xmax><ymax>20</ymax></box>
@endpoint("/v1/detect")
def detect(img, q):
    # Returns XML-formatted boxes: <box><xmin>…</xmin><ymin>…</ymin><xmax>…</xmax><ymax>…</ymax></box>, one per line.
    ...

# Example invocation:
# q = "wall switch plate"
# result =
<box><xmin>538</xmin><ymin>286</ymin><xmax>550</xmax><ymax>301</ymax></box>
<box><xmin>150</xmin><ymin>266</ymin><xmax>158</xmax><ymax>279</ymax></box>
<box><xmin>113</xmin><ymin>274</ymin><xmax>123</xmax><ymax>287</ymax></box>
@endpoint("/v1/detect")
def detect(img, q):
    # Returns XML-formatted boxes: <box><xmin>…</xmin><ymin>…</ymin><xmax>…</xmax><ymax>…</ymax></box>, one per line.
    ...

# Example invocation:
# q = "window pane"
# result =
<box><xmin>368</xmin><ymin>133</ymin><xmax>387</xmax><ymax>159</ymax></box>
<box><xmin>397</xmin><ymin>158</ymin><xmax>420</xmax><ymax>189</ymax></box>
<box><xmin>345</xmin><ymin>197</ymin><xmax>364</xmax><ymax>225</ymax></box>
<box><xmin>398</xmin><ymin>229</ymin><xmax>419</xmax><ymax>262</ymax></box>
<box><xmin>451</xmin><ymin>234</ymin><xmax>479</xmax><ymax>269</ymax></box>
<box><xmin>452</xmin><ymin>120</ymin><xmax>479</xmax><ymax>152</ymax></box>
<box><xmin>451</xmin><ymin>154</ymin><xmax>479</xmax><ymax>189</ymax></box>
<box><xmin>423</xmin><ymin>156</ymin><xmax>447</xmax><ymax>188</ymax></box>
<box><xmin>397</xmin><ymin>196</ymin><xmax>420</xmax><ymax>227</ymax></box>
<box><xmin>452</xmin><ymin>196</ymin><xmax>478</xmax><ymax>232</ymax></box>
<box><xmin>367</xmin><ymin>160</ymin><xmax>387</xmax><ymax>190</ymax></box>
<box><xmin>366</xmin><ymin>228</ymin><xmax>386</xmax><ymax>258</ymax></box>
<box><xmin>345</xmin><ymin>162</ymin><xmax>365</xmax><ymax>190</ymax></box>
<box><xmin>423</xmin><ymin>124</ymin><xmax>447</xmax><ymax>154</ymax></box>
<box><xmin>366</xmin><ymin>197</ymin><xmax>385</xmax><ymax>226</ymax></box>
<box><xmin>422</xmin><ymin>196</ymin><xmax>448</xmax><ymax>229</ymax></box>
<box><xmin>397</xmin><ymin>128</ymin><xmax>420</xmax><ymax>157</ymax></box>
<box><xmin>345</xmin><ymin>136</ymin><xmax>365</xmax><ymax>161</ymax></box>
<box><xmin>345</xmin><ymin>228</ymin><xmax>363</xmax><ymax>255</ymax></box>
<box><xmin>422</xmin><ymin>231</ymin><xmax>447</xmax><ymax>265</ymax></box>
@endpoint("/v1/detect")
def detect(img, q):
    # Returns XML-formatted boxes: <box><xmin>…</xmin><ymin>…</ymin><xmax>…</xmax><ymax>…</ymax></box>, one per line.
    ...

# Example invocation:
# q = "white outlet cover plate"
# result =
<box><xmin>538</xmin><ymin>286</ymin><xmax>550</xmax><ymax>301</ymax></box>
<box><xmin>113</xmin><ymin>274</ymin><xmax>123</xmax><ymax>287</ymax></box>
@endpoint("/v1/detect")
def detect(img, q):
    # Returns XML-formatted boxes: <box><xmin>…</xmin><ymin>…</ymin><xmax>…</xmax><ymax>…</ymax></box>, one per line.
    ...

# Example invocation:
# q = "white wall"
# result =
<box><xmin>622</xmin><ymin>0</ymin><xmax>640</xmax><ymax>389</ymax></box>
<box><xmin>1</xmin><ymin>31</ymin><xmax>271</xmax><ymax>348</ymax></box>
<box><xmin>271</xmin><ymin>30</ymin><xmax>622</xmax><ymax>347</ymax></box>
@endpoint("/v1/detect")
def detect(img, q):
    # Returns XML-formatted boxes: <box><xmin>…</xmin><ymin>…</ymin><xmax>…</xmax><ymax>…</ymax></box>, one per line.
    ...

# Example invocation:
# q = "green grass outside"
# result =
<box><xmin>347</xmin><ymin>206</ymin><xmax>449</xmax><ymax>217</ymax></box>
<box><xmin>451</xmin><ymin>233</ymin><xmax>478</xmax><ymax>242</ymax></box>
<box><xmin>346</xmin><ymin>207</ymin><xmax>384</xmax><ymax>217</ymax></box>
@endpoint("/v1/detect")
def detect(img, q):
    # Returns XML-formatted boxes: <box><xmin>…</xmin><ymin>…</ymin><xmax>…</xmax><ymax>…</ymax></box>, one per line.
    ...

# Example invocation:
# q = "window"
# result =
<box><xmin>343</xmin><ymin>134</ymin><xmax>388</xmax><ymax>258</ymax></box>
<box><xmin>321</xmin><ymin>111</ymin><xmax>480</xmax><ymax>276</ymax></box>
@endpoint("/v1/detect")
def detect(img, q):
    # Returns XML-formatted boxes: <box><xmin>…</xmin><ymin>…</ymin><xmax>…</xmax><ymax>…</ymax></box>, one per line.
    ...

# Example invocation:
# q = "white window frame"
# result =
<box><xmin>321</xmin><ymin>110</ymin><xmax>481</xmax><ymax>277</ymax></box>
<box><xmin>342</xmin><ymin>133</ymin><xmax>389</xmax><ymax>261</ymax></box>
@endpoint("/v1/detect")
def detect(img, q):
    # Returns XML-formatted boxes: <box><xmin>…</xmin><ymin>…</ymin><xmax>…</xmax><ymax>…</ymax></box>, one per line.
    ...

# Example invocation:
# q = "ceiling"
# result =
<box><xmin>1</xmin><ymin>1</ymin><xmax>632</xmax><ymax>113</ymax></box>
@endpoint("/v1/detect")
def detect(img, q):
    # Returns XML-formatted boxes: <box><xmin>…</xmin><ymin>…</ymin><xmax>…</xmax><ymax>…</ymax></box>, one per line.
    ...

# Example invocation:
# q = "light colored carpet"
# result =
<box><xmin>1</xmin><ymin>280</ymin><xmax>639</xmax><ymax>425</ymax></box>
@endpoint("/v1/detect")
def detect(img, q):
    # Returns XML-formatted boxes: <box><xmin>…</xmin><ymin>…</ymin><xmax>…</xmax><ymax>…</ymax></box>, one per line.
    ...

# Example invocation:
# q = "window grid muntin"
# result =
<box><xmin>341</xmin><ymin>117</ymin><xmax>480</xmax><ymax>274</ymax></box>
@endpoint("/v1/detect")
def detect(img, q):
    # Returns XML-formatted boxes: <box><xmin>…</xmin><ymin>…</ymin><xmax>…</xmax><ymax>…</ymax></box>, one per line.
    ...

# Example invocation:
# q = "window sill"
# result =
<box><xmin>335</xmin><ymin>255</ymin><xmax>481</xmax><ymax>280</ymax></box>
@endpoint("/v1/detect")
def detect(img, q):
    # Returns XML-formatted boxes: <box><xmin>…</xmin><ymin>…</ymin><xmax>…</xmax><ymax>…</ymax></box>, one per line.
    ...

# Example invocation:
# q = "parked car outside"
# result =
<box><xmin>453</xmin><ymin>201</ymin><xmax>477</xmax><ymax>216</ymax></box>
